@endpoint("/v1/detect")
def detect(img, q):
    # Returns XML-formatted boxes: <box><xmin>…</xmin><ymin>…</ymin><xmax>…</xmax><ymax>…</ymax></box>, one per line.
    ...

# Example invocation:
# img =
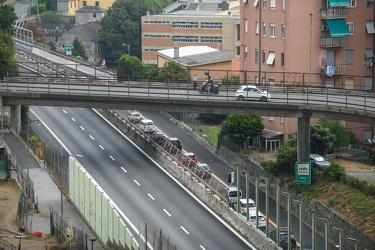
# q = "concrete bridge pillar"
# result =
<box><xmin>297</xmin><ymin>111</ymin><xmax>311</xmax><ymax>162</ymax></box>
<box><xmin>10</xmin><ymin>105</ymin><xmax>21</xmax><ymax>134</ymax></box>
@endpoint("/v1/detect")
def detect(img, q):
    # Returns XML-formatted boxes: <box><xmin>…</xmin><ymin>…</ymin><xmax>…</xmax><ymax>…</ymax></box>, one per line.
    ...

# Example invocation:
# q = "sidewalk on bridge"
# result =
<box><xmin>3</xmin><ymin>130</ymin><xmax>104</xmax><ymax>249</ymax></box>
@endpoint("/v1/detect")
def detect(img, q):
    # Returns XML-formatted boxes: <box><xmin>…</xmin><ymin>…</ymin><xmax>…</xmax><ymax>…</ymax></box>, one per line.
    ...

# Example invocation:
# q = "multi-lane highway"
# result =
<box><xmin>30</xmin><ymin>106</ymin><xmax>255</xmax><ymax>250</ymax></box>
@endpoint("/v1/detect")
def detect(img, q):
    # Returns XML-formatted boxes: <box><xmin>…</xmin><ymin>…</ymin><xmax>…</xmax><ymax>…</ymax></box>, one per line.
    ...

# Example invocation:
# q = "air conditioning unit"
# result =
<box><xmin>366</xmin><ymin>62</ymin><xmax>373</xmax><ymax>67</ymax></box>
<box><xmin>321</xmin><ymin>25</ymin><xmax>328</xmax><ymax>31</ymax></box>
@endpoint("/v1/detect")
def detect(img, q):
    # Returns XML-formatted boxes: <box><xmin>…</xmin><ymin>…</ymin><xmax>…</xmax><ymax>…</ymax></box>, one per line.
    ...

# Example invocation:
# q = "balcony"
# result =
<box><xmin>320</xmin><ymin>37</ymin><xmax>348</xmax><ymax>47</ymax></box>
<box><xmin>320</xmin><ymin>64</ymin><xmax>347</xmax><ymax>76</ymax></box>
<box><xmin>321</xmin><ymin>9</ymin><xmax>349</xmax><ymax>19</ymax></box>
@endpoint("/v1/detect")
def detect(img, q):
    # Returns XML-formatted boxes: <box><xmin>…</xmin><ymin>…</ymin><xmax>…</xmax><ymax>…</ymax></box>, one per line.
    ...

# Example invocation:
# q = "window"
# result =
<box><xmin>172</xmin><ymin>36</ymin><xmax>198</xmax><ymax>42</ymax></box>
<box><xmin>281</xmin><ymin>24</ymin><xmax>285</xmax><ymax>39</ymax></box>
<box><xmin>263</xmin><ymin>0</ymin><xmax>267</xmax><ymax>8</ymax></box>
<box><xmin>255</xmin><ymin>21</ymin><xmax>259</xmax><ymax>35</ymax></box>
<box><xmin>255</xmin><ymin>49</ymin><xmax>259</xmax><ymax>63</ymax></box>
<box><xmin>282</xmin><ymin>0</ymin><xmax>285</xmax><ymax>10</ymax></box>
<box><xmin>74</xmin><ymin>2</ymin><xmax>76</xmax><ymax>7</ymax></box>
<box><xmin>262</xmin><ymin>50</ymin><xmax>266</xmax><ymax>63</ymax></box>
<box><xmin>70</xmin><ymin>2</ymin><xmax>72</xmax><ymax>7</ymax></box>
<box><xmin>200</xmin><ymin>37</ymin><xmax>222</xmax><ymax>43</ymax></box>
<box><xmin>83</xmin><ymin>1</ymin><xmax>86</xmax><ymax>6</ymax></box>
<box><xmin>95</xmin><ymin>1</ymin><xmax>99</xmax><ymax>7</ymax></box>
<box><xmin>269</xmin><ymin>24</ymin><xmax>275</xmax><ymax>38</ymax></box>
<box><xmin>93</xmin><ymin>13</ymin><xmax>96</xmax><ymax>18</ymax></box>
<box><xmin>345</xmin><ymin>49</ymin><xmax>354</xmax><ymax>64</ymax></box>
<box><xmin>347</xmin><ymin>22</ymin><xmax>355</xmax><ymax>35</ymax></box>
<box><xmin>172</xmin><ymin>22</ymin><xmax>199</xmax><ymax>29</ymax></box>
<box><xmin>144</xmin><ymin>35</ymin><xmax>170</xmax><ymax>38</ymax></box>
<box><xmin>366</xmin><ymin>21</ymin><xmax>375</xmax><ymax>34</ymax></box>
<box><xmin>255</xmin><ymin>76</ymin><xmax>259</xmax><ymax>84</ymax></box>
<box><xmin>267</xmin><ymin>51</ymin><xmax>275</xmax><ymax>66</ymax></box>
<box><xmin>245</xmin><ymin>19</ymin><xmax>248</xmax><ymax>33</ymax></box>
<box><xmin>262</xmin><ymin>22</ymin><xmax>266</xmax><ymax>37</ymax></box>
<box><xmin>144</xmin><ymin>21</ymin><xmax>170</xmax><ymax>24</ymax></box>
<box><xmin>365</xmin><ymin>48</ymin><xmax>373</xmax><ymax>61</ymax></box>
<box><xmin>350</xmin><ymin>0</ymin><xmax>356</xmax><ymax>7</ymax></box>
<box><xmin>269</xmin><ymin>79</ymin><xmax>275</xmax><ymax>86</ymax></box>
<box><xmin>236</xmin><ymin>24</ymin><xmax>240</xmax><ymax>40</ymax></box>
<box><xmin>281</xmin><ymin>117</ymin><xmax>284</xmax><ymax>124</ymax></box>
<box><xmin>367</xmin><ymin>0</ymin><xmax>374</xmax><ymax>7</ymax></box>
<box><xmin>245</xmin><ymin>46</ymin><xmax>248</xmax><ymax>59</ymax></box>
<box><xmin>236</xmin><ymin>46</ymin><xmax>240</xmax><ymax>56</ymax></box>
<box><xmin>253</xmin><ymin>0</ymin><xmax>259</xmax><ymax>7</ymax></box>
<box><xmin>201</xmin><ymin>22</ymin><xmax>223</xmax><ymax>29</ymax></box>
<box><xmin>281</xmin><ymin>53</ymin><xmax>284</xmax><ymax>66</ymax></box>
<box><xmin>270</xmin><ymin>0</ymin><xmax>276</xmax><ymax>10</ymax></box>
<box><xmin>269</xmin><ymin>116</ymin><xmax>274</xmax><ymax>121</ymax></box>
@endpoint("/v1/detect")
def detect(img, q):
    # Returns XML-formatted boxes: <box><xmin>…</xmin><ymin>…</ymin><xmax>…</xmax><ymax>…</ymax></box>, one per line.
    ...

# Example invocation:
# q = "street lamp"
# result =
<box><xmin>122</xmin><ymin>43</ymin><xmax>131</xmax><ymax>56</ymax></box>
<box><xmin>89</xmin><ymin>237</ymin><xmax>97</xmax><ymax>250</ymax></box>
<box><xmin>60</xmin><ymin>148</ymin><xmax>82</xmax><ymax>237</ymax></box>
<box><xmin>309</xmin><ymin>12</ymin><xmax>313</xmax><ymax>89</ymax></box>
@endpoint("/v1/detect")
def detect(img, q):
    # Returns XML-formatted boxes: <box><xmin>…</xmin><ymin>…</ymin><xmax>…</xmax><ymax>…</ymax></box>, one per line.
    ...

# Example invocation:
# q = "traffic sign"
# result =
<box><xmin>295</xmin><ymin>162</ymin><xmax>311</xmax><ymax>184</ymax></box>
<box><xmin>66</xmin><ymin>45</ymin><xmax>72</xmax><ymax>56</ymax></box>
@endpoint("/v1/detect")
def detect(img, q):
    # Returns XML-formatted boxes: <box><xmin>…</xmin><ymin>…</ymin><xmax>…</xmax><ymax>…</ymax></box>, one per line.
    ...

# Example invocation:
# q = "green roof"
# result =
<box><xmin>326</xmin><ymin>19</ymin><xmax>350</xmax><ymax>38</ymax></box>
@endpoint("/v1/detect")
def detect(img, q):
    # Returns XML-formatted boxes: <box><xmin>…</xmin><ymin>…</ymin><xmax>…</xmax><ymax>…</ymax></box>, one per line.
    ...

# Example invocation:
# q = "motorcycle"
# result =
<box><xmin>199</xmin><ymin>81</ymin><xmax>222</xmax><ymax>94</ymax></box>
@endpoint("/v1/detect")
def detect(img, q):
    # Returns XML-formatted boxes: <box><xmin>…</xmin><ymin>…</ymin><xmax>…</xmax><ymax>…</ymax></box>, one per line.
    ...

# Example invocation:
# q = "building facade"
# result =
<box><xmin>57</xmin><ymin>0</ymin><xmax>114</xmax><ymax>15</ymax></box>
<box><xmin>142</xmin><ymin>0</ymin><xmax>241</xmax><ymax>64</ymax></box>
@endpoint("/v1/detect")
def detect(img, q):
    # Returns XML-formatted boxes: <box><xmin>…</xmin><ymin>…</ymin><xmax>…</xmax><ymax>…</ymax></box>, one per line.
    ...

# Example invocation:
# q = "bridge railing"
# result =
<box><xmin>3</xmin><ymin>75</ymin><xmax>375</xmax><ymax>113</ymax></box>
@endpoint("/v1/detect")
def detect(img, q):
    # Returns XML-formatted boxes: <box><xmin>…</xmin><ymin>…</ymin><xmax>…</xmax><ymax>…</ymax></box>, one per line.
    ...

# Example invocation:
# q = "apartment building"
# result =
<box><xmin>141</xmin><ymin>0</ymin><xmax>241</xmax><ymax>64</ymax></box>
<box><xmin>57</xmin><ymin>0</ymin><xmax>114</xmax><ymax>15</ymax></box>
<box><xmin>240</xmin><ymin>0</ymin><xmax>375</xmax><ymax>148</ymax></box>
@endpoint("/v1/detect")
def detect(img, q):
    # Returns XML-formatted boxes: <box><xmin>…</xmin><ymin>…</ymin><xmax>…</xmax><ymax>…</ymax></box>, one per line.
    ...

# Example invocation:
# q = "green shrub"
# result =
<box><xmin>328</xmin><ymin>199</ymin><xmax>338</xmax><ymax>207</ymax></box>
<box><xmin>323</xmin><ymin>163</ymin><xmax>346</xmax><ymax>182</ymax></box>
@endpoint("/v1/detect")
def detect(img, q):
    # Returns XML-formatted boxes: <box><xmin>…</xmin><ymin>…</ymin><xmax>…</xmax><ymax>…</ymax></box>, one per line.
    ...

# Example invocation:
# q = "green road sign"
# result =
<box><xmin>295</xmin><ymin>162</ymin><xmax>311</xmax><ymax>184</ymax></box>
<box><xmin>66</xmin><ymin>45</ymin><xmax>72</xmax><ymax>56</ymax></box>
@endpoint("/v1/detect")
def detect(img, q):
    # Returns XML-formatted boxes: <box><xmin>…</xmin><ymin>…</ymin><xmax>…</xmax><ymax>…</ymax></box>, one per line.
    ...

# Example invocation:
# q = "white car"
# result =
<box><xmin>239</xmin><ymin>198</ymin><xmax>256</xmax><ymax>212</ymax></box>
<box><xmin>241</xmin><ymin>210</ymin><xmax>266</xmax><ymax>229</ymax></box>
<box><xmin>235</xmin><ymin>85</ymin><xmax>271</xmax><ymax>102</ymax></box>
<box><xmin>139</xmin><ymin>119</ymin><xmax>155</xmax><ymax>133</ymax></box>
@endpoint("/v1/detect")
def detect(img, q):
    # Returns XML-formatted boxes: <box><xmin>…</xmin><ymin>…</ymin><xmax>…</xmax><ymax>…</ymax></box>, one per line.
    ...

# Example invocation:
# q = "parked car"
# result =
<box><xmin>128</xmin><ymin>112</ymin><xmax>142</xmax><ymax>123</ymax></box>
<box><xmin>224</xmin><ymin>186</ymin><xmax>242</xmax><ymax>207</ymax></box>
<box><xmin>235</xmin><ymin>85</ymin><xmax>271</xmax><ymax>102</ymax></box>
<box><xmin>164</xmin><ymin>137</ymin><xmax>183</xmax><ymax>152</ymax></box>
<box><xmin>138</xmin><ymin>119</ymin><xmax>155</xmax><ymax>133</ymax></box>
<box><xmin>238</xmin><ymin>198</ymin><xmax>256</xmax><ymax>212</ymax></box>
<box><xmin>240</xmin><ymin>210</ymin><xmax>266</xmax><ymax>229</ymax></box>
<box><xmin>181</xmin><ymin>152</ymin><xmax>198</xmax><ymax>166</ymax></box>
<box><xmin>270</xmin><ymin>227</ymin><xmax>297</xmax><ymax>250</ymax></box>
<box><xmin>195</xmin><ymin>163</ymin><xmax>212</xmax><ymax>178</ymax></box>
<box><xmin>150</xmin><ymin>131</ymin><xmax>165</xmax><ymax>144</ymax></box>
<box><xmin>310</xmin><ymin>154</ymin><xmax>331</xmax><ymax>170</ymax></box>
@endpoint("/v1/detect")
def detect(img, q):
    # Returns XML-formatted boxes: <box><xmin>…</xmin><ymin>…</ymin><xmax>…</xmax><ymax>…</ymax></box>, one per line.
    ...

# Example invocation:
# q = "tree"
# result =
<box><xmin>72</xmin><ymin>38</ymin><xmax>87</xmax><ymax>60</ymax></box>
<box><xmin>41</xmin><ymin>11</ymin><xmax>60</xmax><ymax>23</ymax></box>
<box><xmin>117</xmin><ymin>53</ymin><xmax>144</xmax><ymax>80</ymax></box>
<box><xmin>319</xmin><ymin>120</ymin><xmax>359</xmax><ymax>148</ymax></box>
<box><xmin>310</xmin><ymin>123</ymin><xmax>335</xmax><ymax>155</ymax></box>
<box><xmin>0</xmin><ymin>3</ymin><xmax>17</xmax><ymax>34</ymax></box>
<box><xmin>218</xmin><ymin>115</ymin><xmax>264</xmax><ymax>149</ymax></box>
<box><xmin>159</xmin><ymin>61</ymin><xmax>189</xmax><ymax>83</ymax></box>
<box><xmin>99</xmin><ymin>0</ymin><xmax>173</xmax><ymax>61</ymax></box>
<box><xmin>0</xmin><ymin>30</ymin><xmax>18</xmax><ymax>77</ymax></box>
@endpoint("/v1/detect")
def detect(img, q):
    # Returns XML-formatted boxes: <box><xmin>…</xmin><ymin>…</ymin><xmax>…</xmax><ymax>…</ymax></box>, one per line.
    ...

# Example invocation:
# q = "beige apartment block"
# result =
<box><xmin>240</xmin><ymin>0</ymin><xmax>375</xmax><ymax>90</ymax></box>
<box><xmin>59</xmin><ymin>0</ymin><xmax>114</xmax><ymax>16</ymax></box>
<box><xmin>142</xmin><ymin>0</ymin><xmax>241</xmax><ymax>64</ymax></box>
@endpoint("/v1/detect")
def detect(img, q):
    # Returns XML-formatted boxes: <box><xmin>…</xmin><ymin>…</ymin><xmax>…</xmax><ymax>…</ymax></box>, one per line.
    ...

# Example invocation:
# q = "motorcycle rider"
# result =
<box><xmin>204</xmin><ymin>72</ymin><xmax>214</xmax><ymax>93</ymax></box>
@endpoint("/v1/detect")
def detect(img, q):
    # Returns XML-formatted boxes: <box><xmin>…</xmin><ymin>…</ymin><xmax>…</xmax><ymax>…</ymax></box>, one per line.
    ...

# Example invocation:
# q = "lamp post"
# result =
<box><xmin>332</xmin><ymin>227</ymin><xmax>343</xmax><ymax>250</ymax></box>
<box><xmin>89</xmin><ymin>237</ymin><xmax>97</xmax><ymax>250</ymax></box>
<box><xmin>305</xmin><ymin>208</ymin><xmax>316</xmax><ymax>250</ymax></box>
<box><xmin>318</xmin><ymin>217</ymin><xmax>329</xmax><ymax>250</ymax></box>
<box><xmin>60</xmin><ymin>148</ymin><xmax>82</xmax><ymax>237</ymax></box>
<box><xmin>122</xmin><ymin>43</ymin><xmax>131</xmax><ymax>56</ymax></box>
<box><xmin>348</xmin><ymin>237</ymin><xmax>358</xmax><ymax>250</ymax></box>
<box><xmin>309</xmin><ymin>12</ymin><xmax>313</xmax><ymax>89</ymax></box>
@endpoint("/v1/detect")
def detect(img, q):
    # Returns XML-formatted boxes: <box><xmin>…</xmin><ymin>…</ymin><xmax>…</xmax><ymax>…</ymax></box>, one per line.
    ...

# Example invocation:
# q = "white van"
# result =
<box><xmin>139</xmin><ymin>119</ymin><xmax>155</xmax><ymax>133</ymax></box>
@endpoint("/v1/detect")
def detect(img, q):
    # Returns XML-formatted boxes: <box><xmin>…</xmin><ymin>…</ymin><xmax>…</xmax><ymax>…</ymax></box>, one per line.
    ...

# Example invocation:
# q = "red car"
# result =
<box><xmin>181</xmin><ymin>152</ymin><xmax>198</xmax><ymax>166</ymax></box>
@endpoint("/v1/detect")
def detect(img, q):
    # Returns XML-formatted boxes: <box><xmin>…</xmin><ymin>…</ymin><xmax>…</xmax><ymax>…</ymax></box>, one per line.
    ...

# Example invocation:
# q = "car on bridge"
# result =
<box><xmin>194</xmin><ymin>163</ymin><xmax>212</xmax><ymax>178</ymax></box>
<box><xmin>240</xmin><ymin>210</ymin><xmax>266</xmax><ymax>229</ymax></box>
<box><xmin>270</xmin><ymin>227</ymin><xmax>297</xmax><ymax>250</ymax></box>
<box><xmin>180</xmin><ymin>152</ymin><xmax>198</xmax><ymax>167</ymax></box>
<box><xmin>236</xmin><ymin>85</ymin><xmax>271</xmax><ymax>102</ymax></box>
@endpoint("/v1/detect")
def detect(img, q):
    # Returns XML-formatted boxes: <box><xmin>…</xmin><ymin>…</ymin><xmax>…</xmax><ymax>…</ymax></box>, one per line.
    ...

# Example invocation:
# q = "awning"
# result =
<box><xmin>326</xmin><ymin>19</ymin><xmax>350</xmax><ymax>38</ymax></box>
<box><xmin>253</xmin><ymin>0</ymin><xmax>259</xmax><ymax>7</ymax></box>
<box><xmin>328</xmin><ymin>0</ymin><xmax>350</xmax><ymax>7</ymax></box>
<box><xmin>266</xmin><ymin>52</ymin><xmax>275</xmax><ymax>65</ymax></box>
<box><xmin>259</xmin><ymin>129</ymin><xmax>283</xmax><ymax>139</ymax></box>
<box><xmin>366</xmin><ymin>21</ymin><xmax>375</xmax><ymax>34</ymax></box>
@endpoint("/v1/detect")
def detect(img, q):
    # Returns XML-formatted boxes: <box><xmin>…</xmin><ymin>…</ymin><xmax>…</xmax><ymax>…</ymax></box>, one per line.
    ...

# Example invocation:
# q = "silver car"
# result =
<box><xmin>235</xmin><ymin>85</ymin><xmax>271</xmax><ymax>102</ymax></box>
<box><xmin>241</xmin><ymin>210</ymin><xmax>266</xmax><ymax>229</ymax></box>
<box><xmin>310</xmin><ymin>154</ymin><xmax>331</xmax><ymax>170</ymax></box>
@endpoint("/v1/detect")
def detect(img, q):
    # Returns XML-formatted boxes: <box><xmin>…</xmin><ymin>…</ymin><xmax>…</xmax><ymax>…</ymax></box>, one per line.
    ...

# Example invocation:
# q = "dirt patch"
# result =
<box><xmin>0</xmin><ymin>180</ymin><xmax>60</xmax><ymax>249</ymax></box>
<box><xmin>332</xmin><ymin>158</ymin><xmax>375</xmax><ymax>171</ymax></box>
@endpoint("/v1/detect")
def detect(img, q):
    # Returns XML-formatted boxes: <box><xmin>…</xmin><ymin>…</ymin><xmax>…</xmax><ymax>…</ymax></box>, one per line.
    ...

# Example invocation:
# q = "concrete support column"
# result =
<box><xmin>297</xmin><ymin>113</ymin><xmax>311</xmax><ymax>162</ymax></box>
<box><xmin>10</xmin><ymin>105</ymin><xmax>21</xmax><ymax>134</ymax></box>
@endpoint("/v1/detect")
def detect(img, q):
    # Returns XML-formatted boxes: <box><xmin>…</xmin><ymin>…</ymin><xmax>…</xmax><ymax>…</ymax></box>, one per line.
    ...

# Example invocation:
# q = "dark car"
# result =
<box><xmin>270</xmin><ymin>227</ymin><xmax>297</xmax><ymax>250</ymax></box>
<box><xmin>164</xmin><ymin>137</ymin><xmax>182</xmax><ymax>152</ymax></box>
<box><xmin>150</xmin><ymin>131</ymin><xmax>165</xmax><ymax>144</ymax></box>
<box><xmin>195</xmin><ymin>163</ymin><xmax>212</xmax><ymax>178</ymax></box>
<box><xmin>310</xmin><ymin>154</ymin><xmax>331</xmax><ymax>170</ymax></box>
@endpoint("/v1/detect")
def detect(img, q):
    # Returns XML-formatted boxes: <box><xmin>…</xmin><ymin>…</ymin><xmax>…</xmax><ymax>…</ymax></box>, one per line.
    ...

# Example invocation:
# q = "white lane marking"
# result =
<box><xmin>89</xmin><ymin>135</ymin><xmax>95</xmax><ymax>140</ymax></box>
<box><xmin>180</xmin><ymin>226</ymin><xmax>189</xmax><ymax>234</ymax></box>
<box><xmin>93</xmin><ymin>109</ymin><xmax>257</xmax><ymax>250</ymax></box>
<box><xmin>163</xmin><ymin>209</ymin><xmax>171</xmax><ymax>217</ymax></box>
<box><xmin>121</xmin><ymin>167</ymin><xmax>127</xmax><ymax>173</ymax></box>
<box><xmin>62</xmin><ymin>110</ymin><xmax>67</xmax><ymax>114</ymax></box>
<box><xmin>148</xmin><ymin>193</ymin><xmax>155</xmax><ymax>200</ymax></box>
<box><xmin>71</xmin><ymin>117</ymin><xmax>76</xmax><ymax>122</ymax></box>
<box><xmin>109</xmin><ymin>155</ymin><xmax>115</xmax><ymax>161</ymax></box>
<box><xmin>199</xmin><ymin>246</ymin><xmax>206</xmax><ymax>250</ymax></box>
<box><xmin>99</xmin><ymin>145</ymin><xmax>104</xmax><ymax>150</ymax></box>
<box><xmin>134</xmin><ymin>179</ymin><xmax>140</xmax><ymax>186</ymax></box>
<box><xmin>80</xmin><ymin>126</ymin><xmax>85</xmax><ymax>130</ymax></box>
